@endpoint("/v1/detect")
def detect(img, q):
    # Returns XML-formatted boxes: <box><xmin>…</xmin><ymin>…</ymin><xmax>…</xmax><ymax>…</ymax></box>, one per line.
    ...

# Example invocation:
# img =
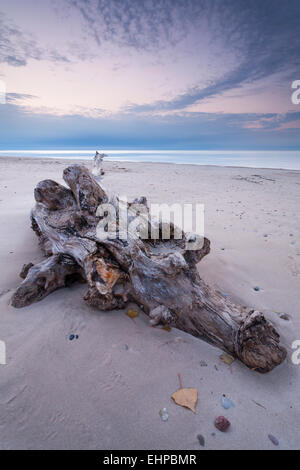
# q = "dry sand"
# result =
<box><xmin>0</xmin><ymin>156</ymin><xmax>299</xmax><ymax>450</ymax></box>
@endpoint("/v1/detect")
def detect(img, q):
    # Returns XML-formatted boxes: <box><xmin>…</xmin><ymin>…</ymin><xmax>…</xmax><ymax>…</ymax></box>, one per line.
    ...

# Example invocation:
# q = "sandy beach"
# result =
<box><xmin>0</xmin><ymin>156</ymin><xmax>299</xmax><ymax>450</ymax></box>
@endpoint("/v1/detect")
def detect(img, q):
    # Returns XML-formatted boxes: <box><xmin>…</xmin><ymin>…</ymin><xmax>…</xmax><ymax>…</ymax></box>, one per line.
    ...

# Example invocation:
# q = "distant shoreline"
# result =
<box><xmin>0</xmin><ymin>154</ymin><xmax>300</xmax><ymax>173</ymax></box>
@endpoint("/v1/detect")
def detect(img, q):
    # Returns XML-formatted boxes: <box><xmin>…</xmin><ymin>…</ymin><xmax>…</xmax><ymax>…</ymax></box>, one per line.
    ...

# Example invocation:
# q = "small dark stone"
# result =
<box><xmin>279</xmin><ymin>313</ymin><xmax>290</xmax><ymax>321</ymax></box>
<box><xmin>69</xmin><ymin>334</ymin><xmax>75</xmax><ymax>341</ymax></box>
<box><xmin>197</xmin><ymin>434</ymin><xmax>205</xmax><ymax>447</ymax></box>
<box><xmin>75</xmin><ymin>335</ymin><xmax>79</xmax><ymax>339</ymax></box>
<box><xmin>253</xmin><ymin>286</ymin><xmax>260</xmax><ymax>291</ymax></box>
<box><xmin>268</xmin><ymin>434</ymin><xmax>279</xmax><ymax>446</ymax></box>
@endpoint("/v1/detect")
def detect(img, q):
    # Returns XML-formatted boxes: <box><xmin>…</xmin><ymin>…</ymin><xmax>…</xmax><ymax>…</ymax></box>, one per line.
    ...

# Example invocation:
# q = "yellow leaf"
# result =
<box><xmin>171</xmin><ymin>388</ymin><xmax>198</xmax><ymax>413</ymax></box>
<box><xmin>161</xmin><ymin>326</ymin><xmax>171</xmax><ymax>332</ymax></box>
<box><xmin>220</xmin><ymin>353</ymin><xmax>235</xmax><ymax>365</ymax></box>
<box><xmin>126</xmin><ymin>308</ymin><xmax>139</xmax><ymax>319</ymax></box>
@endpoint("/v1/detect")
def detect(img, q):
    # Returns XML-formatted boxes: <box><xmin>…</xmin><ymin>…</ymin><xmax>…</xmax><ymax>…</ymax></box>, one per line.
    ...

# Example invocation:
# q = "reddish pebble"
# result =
<box><xmin>214</xmin><ymin>416</ymin><xmax>231</xmax><ymax>432</ymax></box>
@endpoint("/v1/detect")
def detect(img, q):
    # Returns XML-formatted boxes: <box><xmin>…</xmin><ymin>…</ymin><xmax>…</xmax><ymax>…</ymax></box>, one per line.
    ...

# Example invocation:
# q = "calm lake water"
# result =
<box><xmin>1</xmin><ymin>150</ymin><xmax>300</xmax><ymax>170</ymax></box>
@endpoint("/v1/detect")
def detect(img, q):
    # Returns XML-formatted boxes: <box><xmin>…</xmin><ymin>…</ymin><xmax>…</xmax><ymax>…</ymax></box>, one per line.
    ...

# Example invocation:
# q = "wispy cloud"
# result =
<box><xmin>6</xmin><ymin>93</ymin><xmax>37</xmax><ymax>103</ymax></box>
<box><xmin>244</xmin><ymin>111</ymin><xmax>300</xmax><ymax>131</ymax></box>
<box><xmin>116</xmin><ymin>0</ymin><xmax>300</xmax><ymax>112</ymax></box>
<box><xmin>0</xmin><ymin>12</ymin><xmax>71</xmax><ymax>67</ymax></box>
<box><xmin>68</xmin><ymin>0</ymin><xmax>208</xmax><ymax>50</ymax></box>
<box><xmin>0</xmin><ymin>12</ymin><xmax>42</xmax><ymax>66</ymax></box>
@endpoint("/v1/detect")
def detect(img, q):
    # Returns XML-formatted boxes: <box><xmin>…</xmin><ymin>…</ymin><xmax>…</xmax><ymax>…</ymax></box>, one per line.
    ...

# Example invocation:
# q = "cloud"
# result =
<box><xmin>0</xmin><ymin>12</ymin><xmax>71</xmax><ymax>67</ymax></box>
<box><xmin>125</xmin><ymin>64</ymin><xmax>255</xmax><ymax>113</ymax></box>
<box><xmin>1</xmin><ymin>98</ymin><xmax>300</xmax><ymax>150</ymax></box>
<box><xmin>106</xmin><ymin>0</ymin><xmax>300</xmax><ymax>112</ymax></box>
<box><xmin>245</xmin><ymin>111</ymin><xmax>300</xmax><ymax>130</ymax></box>
<box><xmin>6</xmin><ymin>93</ymin><xmax>37</xmax><ymax>103</ymax></box>
<box><xmin>0</xmin><ymin>12</ymin><xmax>42</xmax><ymax>66</ymax></box>
<box><xmin>68</xmin><ymin>0</ymin><xmax>208</xmax><ymax>50</ymax></box>
<box><xmin>3</xmin><ymin>56</ymin><xmax>27</xmax><ymax>67</ymax></box>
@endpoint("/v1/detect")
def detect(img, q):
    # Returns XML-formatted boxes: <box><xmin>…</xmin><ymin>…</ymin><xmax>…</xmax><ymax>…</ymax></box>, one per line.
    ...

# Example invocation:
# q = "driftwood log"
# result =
<box><xmin>11</xmin><ymin>164</ymin><xmax>286</xmax><ymax>372</ymax></box>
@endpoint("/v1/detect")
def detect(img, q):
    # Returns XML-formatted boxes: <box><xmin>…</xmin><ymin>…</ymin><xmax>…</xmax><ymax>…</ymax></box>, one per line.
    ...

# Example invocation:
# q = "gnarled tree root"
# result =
<box><xmin>11</xmin><ymin>254</ymin><xmax>83</xmax><ymax>308</ymax></box>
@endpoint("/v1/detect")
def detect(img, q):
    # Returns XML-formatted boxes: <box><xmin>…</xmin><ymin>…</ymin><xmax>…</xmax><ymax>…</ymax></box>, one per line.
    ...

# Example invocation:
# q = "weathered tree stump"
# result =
<box><xmin>11</xmin><ymin>164</ymin><xmax>286</xmax><ymax>372</ymax></box>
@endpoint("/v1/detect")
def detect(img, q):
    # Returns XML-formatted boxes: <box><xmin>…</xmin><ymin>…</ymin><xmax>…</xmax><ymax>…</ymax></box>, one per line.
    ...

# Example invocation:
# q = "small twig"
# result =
<box><xmin>252</xmin><ymin>400</ymin><xmax>266</xmax><ymax>410</ymax></box>
<box><xmin>177</xmin><ymin>372</ymin><xmax>183</xmax><ymax>389</ymax></box>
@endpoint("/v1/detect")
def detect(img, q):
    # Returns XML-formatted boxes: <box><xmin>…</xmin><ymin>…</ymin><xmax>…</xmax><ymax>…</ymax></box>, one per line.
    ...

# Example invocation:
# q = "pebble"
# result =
<box><xmin>221</xmin><ymin>396</ymin><xmax>235</xmax><ymax>409</ymax></box>
<box><xmin>69</xmin><ymin>334</ymin><xmax>79</xmax><ymax>341</ymax></box>
<box><xmin>253</xmin><ymin>286</ymin><xmax>260</xmax><ymax>291</ymax></box>
<box><xmin>214</xmin><ymin>416</ymin><xmax>231</xmax><ymax>432</ymax></box>
<box><xmin>159</xmin><ymin>408</ymin><xmax>169</xmax><ymax>422</ymax></box>
<box><xmin>197</xmin><ymin>434</ymin><xmax>205</xmax><ymax>447</ymax></box>
<box><xmin>279</xmin><ymin>313</ymin><xmax>290</xmax><ymax>321</ymax></box>
<box><xmin>268</xmin><ymin>434</ymin><xmax>279</xmax><ymax>446</ymax></box>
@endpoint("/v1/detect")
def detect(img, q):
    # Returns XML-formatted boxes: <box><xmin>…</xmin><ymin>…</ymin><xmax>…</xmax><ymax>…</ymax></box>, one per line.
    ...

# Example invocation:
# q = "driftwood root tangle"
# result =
<box><xmin>11</xmin><ymin>164</ymin><xmax>287</xmax><ymax>373</ymax></box>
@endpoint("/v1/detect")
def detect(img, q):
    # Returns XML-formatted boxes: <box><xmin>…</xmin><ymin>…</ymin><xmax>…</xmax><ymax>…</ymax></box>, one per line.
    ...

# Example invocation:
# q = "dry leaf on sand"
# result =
<box><xmin>171</xmin><ymin>388</ymin><xmax>198</xmax><ymax>413</ymax></box>
<box><xmin>220</xmin><ymin>353</ymin><xmax>235</xmax><ymax>365</ymax></box>
<box><xmin>126</xmin><ymin>308</ymin><xmax>139</xmax><ymax>319</ymax></box>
